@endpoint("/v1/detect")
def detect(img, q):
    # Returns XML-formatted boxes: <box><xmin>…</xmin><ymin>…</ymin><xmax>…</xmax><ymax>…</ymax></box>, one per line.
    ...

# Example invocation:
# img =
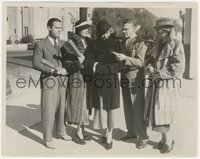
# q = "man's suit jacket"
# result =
<box><xmin>32</xmin><ymin>37</ymin><xmax>67</xmax><ymax>140</ymax></box>
<box><xmin>32</xmin><ymin>37</ymin><xmax>66</xmax><ymax>89</ymax></box>
<box><xmin>121</xmin><ymin>37</ymin><xmax>147</xmax><ymax>88</ymax></box>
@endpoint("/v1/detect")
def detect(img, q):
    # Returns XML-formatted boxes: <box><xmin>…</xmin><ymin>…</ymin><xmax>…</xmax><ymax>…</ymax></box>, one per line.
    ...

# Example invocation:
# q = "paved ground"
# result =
<box><xmin>2</xmin><ymin>51</ymin><xmax>198</xmax><ymax>157</ymax></box>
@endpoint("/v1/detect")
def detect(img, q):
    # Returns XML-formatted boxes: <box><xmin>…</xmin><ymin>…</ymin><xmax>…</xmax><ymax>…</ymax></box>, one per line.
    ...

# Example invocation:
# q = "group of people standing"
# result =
<box><xmin>32</xmin><ymin>16</ymin><xmax>185</xmax><ymax>154</ymax></box>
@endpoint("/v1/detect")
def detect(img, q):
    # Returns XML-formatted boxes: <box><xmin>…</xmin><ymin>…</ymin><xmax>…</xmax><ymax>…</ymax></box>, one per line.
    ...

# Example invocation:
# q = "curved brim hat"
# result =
<box><xmin>75</xmin><ymin>20</ymin><xmax>91</xmax><ymax>32</ymax></box>
<box><xmin>153</xmin><ymin>18</ymin><xmax>174</xmax><ymax>28</ymax></box>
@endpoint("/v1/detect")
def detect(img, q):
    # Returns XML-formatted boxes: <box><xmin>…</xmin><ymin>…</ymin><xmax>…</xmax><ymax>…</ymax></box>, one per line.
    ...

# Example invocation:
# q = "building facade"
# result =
<box><xmin>7</xmin><ymin>7</ymin><xmax>93</xmax><ymax>42</ymax></box>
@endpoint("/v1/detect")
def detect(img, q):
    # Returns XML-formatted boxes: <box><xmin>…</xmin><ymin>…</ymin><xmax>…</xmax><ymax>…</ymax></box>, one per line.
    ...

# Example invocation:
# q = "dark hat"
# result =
<box><xmin>75</xmin><ymin>20</ymin><xmax>90</xmax><ymax>33</ymax></box>
<box><xmin>153</xmin><ymin>18</ymin><xmax>174</xmax><ymax>28</ymax></box>
<box><xmin>96</xmin><ymin>20</ymin><xmax>111</xmax><ymax>36</ymax></box>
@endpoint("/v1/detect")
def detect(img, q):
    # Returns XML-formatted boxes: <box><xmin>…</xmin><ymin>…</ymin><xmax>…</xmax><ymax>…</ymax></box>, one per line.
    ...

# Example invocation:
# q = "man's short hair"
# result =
<box><xmin>47</xmin><ymin>18</ymin><xmax>61</xmax><ymax>27</ymax></box>
<box><xmin>123</xmin><ymin>19</ymin><xmax>136</xmax><ymax>28</ymax></box>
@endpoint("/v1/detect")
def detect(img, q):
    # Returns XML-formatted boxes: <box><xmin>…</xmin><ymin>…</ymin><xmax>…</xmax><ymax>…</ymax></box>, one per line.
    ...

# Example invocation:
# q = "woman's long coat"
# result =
<box><xmin>61</xmin><ymin>34</ymin><xmax>90</xmax><ymax>125</ymax></box>
<box><xmin>83</xmin><ymin>36</ymin><xmax>127</xmax><ymax>111</ymax></box>
<box><xmin>144</xmin><ymin>38</ymin><xmax>185</xmax><ymax>126</ymax></box>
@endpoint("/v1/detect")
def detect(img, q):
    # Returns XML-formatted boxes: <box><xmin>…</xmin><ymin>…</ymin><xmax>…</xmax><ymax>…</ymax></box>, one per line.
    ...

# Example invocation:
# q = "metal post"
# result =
<box><xmin>179</xmin><ymin>10</ymin><xmax>185</xmax><ymax>44</ymax></box>
<box><xmin>21</xmin><ymin>7</ymin><xmax>24</xmax><ymax>38</ymax></box>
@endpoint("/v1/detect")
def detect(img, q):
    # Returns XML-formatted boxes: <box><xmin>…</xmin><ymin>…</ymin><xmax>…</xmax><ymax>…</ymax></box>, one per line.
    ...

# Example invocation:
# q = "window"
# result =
<box><xmin>24</xmin><ymin>26</ymin><xmax>28</xmax><ymax>35</ymax></box>
<box><xmin>14</xmin><ymin>28</ymin><xmax>16</xmax><ymax>34</ymax></box>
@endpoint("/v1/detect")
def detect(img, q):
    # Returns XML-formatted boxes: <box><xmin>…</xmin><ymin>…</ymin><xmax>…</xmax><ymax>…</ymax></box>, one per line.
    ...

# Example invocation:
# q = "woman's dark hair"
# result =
<box><xmin>47</xmin><ymin>18</ymin><xmax>61</xmax><ymax>27</ymax></box>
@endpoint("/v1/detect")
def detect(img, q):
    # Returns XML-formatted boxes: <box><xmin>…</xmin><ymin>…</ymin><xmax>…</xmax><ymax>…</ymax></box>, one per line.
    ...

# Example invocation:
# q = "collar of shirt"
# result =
<box><xmin>80</xmin><ymin>38</ymin><xmax>87</xmax><ymax>49</ymax></box>
<box><xmin>125</xmin><ymin>33</ymin><xmax>137</xmax><ymax>46</ymax></box>
<box><xmin>48</xmin><ymin>36</ymin><xmax>58</xmax><ymax>46</ymax></box>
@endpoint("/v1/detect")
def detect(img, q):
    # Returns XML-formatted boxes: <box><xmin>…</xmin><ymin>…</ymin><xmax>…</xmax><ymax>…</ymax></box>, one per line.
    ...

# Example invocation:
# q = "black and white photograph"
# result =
<box><xmin>1</xmin><ymin>2</ymin><xmax>198</xmax><ymax>157</ymax></box>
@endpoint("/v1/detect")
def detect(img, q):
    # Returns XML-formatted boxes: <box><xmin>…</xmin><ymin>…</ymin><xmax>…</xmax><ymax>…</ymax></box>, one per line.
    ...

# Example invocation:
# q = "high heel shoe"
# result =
<box><xmin>105</xmin><ymin>141</ymin><xmax>113</xmax><ymax>150</ymax></box>
<box><xmin>153</xmin><ymin>141</ymin><xmax>165</xmax><ymax>149</ymax></box>
<box><xmin>160</xmin><ymin>140</ymin><xmax>174</xmax><ymax>154</ymax></box>
<box><xmin>82</xmin><ymin>129</ymin><xmax>91</xmax><ymax>141</ymax></box>
<box><xmin>72</xmin><ymin>133</ymin><xmax>86</xmax><ymax>145</ymax></box>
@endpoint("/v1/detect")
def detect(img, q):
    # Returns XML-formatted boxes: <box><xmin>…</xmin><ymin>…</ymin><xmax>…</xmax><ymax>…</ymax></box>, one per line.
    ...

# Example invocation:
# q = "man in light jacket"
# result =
<box><xmin>114</xmin><ymin>19</ymin><xmax>149</xmax><ymax>149</ymax></box>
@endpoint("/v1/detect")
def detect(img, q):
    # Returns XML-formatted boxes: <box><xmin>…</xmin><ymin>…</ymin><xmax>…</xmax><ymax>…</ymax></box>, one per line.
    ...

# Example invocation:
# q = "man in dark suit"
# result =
<box><xmin>114</xmin><ymin>19</ymin><xmax>149</xmax><ymax>149</ymax></box>
<box><xmin>32</xmin><ymin>18</ymin><xmax>71</xmax><ymax>149</ymax></box>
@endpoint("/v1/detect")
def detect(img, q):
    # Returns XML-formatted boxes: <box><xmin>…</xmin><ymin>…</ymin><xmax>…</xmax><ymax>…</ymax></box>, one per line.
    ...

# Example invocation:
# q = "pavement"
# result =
<box><xmin>2</xmin><ymin>51</ymin><xmax>198</xmax><ymax>157</ymax></box>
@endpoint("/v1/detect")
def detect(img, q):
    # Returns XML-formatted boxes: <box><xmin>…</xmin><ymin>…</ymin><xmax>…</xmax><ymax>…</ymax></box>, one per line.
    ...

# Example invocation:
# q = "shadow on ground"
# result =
<box><xmin>6</xmin><ymin>104</ymin><xmax>41</xmax><ymax>132</ymax></box>
<box><xmin>7</xmin><ymin>55</ymin><xmax>33</xmax><ymax>68</ymax></box>
<box><xmin>6</xmin><ymin>104</ymin><xmax>127</xmax><ymax>147</ymax></box>
<box><xmin>6</xmin><ymin>105</ymin><xmax>157</xmax><ymax>148</ymax></box>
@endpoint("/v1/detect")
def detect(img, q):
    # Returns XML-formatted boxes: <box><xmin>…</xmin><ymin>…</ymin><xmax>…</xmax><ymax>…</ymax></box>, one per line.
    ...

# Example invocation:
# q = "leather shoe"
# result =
<box><xmin>72</xmin><ymin>133</ymin><xmax>86</xmax><ymax>145</ymax></box>
<box><xmin>45</xmin><ymin>141</ymin><xmax>57</xmax><ymax>149</ymax></box>
<box><xmin>60</xmin><ymin>135</ymin><xmax>72</xmax><ymax>141</ymax></box>
<box><xmin>83</xmin><ymin>134</ymin><xmax>91</xmax><ymax>141</ymax></box>
<box><xmin>153</xmin><ymin>141</ymin><xmax>165</xmax><ymax>149</ymax></box>
<box><xmin>160</xmin><ymin>140</ymin><xmax>174</xmax><ymax>154</ymax></box>
<box><xmin>136</xmin><ymin>140</ymin><xmax>148</xmax><ymax>149</ymax></box>
<box><xmin>120</xmin><ymin>134</ymin><xmax>137</xmax><ymax>141</ymax></box>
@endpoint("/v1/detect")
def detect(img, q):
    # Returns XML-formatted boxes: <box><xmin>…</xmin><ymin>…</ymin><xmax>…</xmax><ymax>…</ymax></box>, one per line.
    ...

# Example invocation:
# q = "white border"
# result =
<box><xmin>0</xmin><ymin>1</ymin><xmax>199</xmax><ymax>159</ymax></box>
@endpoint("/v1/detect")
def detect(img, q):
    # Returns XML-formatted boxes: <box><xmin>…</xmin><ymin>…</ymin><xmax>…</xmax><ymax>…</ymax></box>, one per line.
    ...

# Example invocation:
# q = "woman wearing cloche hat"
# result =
<box><xmin>61</xmin><ymin>20</ymin><xmax>92</xmax><ymax>145</ymax></box>
<box><xmin>84</xmin><ymin>19</ymin><xmax>129</xmax><ymax>150</ymax></box>
<box><xmin>145</xmin><ymin>17</ymin><xmax>185</xmax><ymax>154</ymax></box>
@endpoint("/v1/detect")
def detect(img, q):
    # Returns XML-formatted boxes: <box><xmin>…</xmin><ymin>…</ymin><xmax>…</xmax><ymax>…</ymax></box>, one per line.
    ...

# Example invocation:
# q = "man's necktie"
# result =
<box><xmin>54</xmin><ymin>39</ymin><xmax>61</xmax><ymax>58</ymax></box>
<box><xmin>53</xmin><ymin>39</ymin><xmax>61</xmax><ymax>66</ymax></box>
<box><xmin>54</xmin><ymin>39</ymin><xmax>58</xmax><ymax>51</ymax></box>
